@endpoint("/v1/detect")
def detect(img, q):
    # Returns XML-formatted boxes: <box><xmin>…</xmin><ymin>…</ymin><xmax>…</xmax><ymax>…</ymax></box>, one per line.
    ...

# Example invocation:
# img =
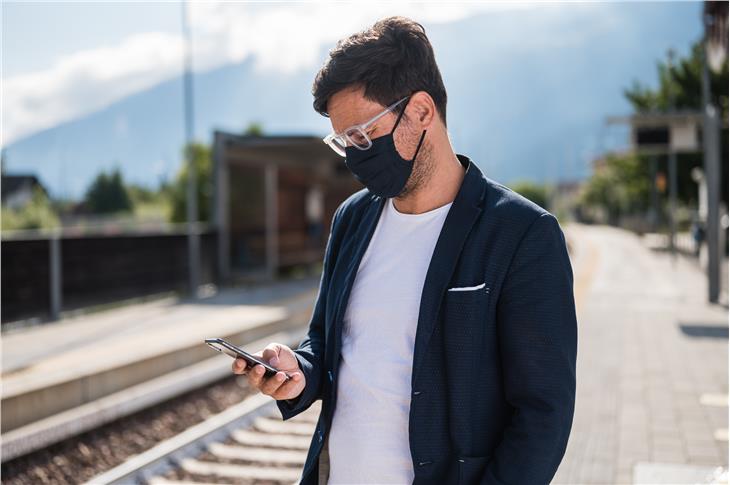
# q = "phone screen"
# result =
<box><xmin>205</xmin><ymin>338</ymin><xmax>291</xmax><ymax>379</ymax></box>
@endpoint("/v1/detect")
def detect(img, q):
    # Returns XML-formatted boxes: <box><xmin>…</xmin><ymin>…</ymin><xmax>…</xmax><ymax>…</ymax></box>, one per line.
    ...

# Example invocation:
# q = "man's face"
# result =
<box><xmin>327</xmin><ymin>86</ymin><xmax>434</xmax><ymax>199</ymax></box>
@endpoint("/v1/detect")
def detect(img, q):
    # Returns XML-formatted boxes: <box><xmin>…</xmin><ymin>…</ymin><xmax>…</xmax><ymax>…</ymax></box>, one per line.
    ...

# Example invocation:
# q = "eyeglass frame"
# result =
<box><xmin>322</xmin><ymin>95</ymin><xmax>410</xmax><ymax>157</ymax></box>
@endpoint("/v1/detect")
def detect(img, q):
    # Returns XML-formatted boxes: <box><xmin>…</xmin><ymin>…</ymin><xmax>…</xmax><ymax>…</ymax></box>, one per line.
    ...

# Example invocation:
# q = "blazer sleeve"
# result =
<box><xmin>484</xmin><ymin>212</ymin><xmax>578</xmax><ymax>485</ymax></box>
<box><xmin>276</xmin><ymin>202</ymin><xmax>344</xmax><ymax>421</ymax></box>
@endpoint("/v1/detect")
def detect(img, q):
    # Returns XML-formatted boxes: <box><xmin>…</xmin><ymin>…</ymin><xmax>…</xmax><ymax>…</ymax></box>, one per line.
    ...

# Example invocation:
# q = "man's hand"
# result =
<box><xmin>231</xmin><ymin>342</ymin><xmax>305</xmax><ymax>401</ymax></box>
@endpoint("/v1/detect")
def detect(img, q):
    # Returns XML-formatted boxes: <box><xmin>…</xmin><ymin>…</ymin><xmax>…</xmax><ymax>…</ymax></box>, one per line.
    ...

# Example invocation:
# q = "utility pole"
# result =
<box><xmin>701</xmin><ymin>8</ymin><xmax>722</xmax><ymax>304</ymax></box>
<box><xmin>666</xmin><ymin>49</ymin><xmax>677</xmax><ymax>261</ymax></box>
<box><xmin>181</xmin><ymin>0</ymin><xmax>200</xmax><ymax>297</ymax></box>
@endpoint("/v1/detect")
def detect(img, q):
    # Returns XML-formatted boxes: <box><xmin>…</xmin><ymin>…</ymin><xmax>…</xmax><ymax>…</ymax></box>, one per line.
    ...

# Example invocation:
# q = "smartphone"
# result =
<box><xmin>205</xmin><ymin>337</ymin><xmax>291</xmax><ymax>380</ymax></box>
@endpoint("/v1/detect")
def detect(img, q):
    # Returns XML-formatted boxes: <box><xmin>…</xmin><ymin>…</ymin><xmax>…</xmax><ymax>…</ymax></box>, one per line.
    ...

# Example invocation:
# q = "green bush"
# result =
<box><xmin>578</xmin><ymin>152</ymin><xmax>651</xmax><ymax>225</ymax></box>
<box><xmin>2</xmin><ymin>186</ymin><xmax>60</xmax><ymax>231</ymax></box>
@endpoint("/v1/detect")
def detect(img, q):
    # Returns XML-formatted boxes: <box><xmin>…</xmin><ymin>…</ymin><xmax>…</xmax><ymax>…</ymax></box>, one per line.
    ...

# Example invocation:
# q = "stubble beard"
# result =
<box><xmin>395</xmin><ymin>139</ymin><xmax>435</xmax><ymax>201</ymax></box>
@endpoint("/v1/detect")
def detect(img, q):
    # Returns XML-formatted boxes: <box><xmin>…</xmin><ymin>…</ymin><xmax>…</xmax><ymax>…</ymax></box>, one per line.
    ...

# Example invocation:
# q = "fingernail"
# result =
<box><xmin>270</xmin><ymin>357</ymin><xmax>279</xmax><ymax>366</ymax></box>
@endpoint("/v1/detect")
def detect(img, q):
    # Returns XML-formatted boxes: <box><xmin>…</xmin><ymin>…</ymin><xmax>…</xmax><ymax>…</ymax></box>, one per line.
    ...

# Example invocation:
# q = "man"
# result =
<box><xmin>233</xmin><ymin>16</ymin><xmax>577</xmax><ymax>485</ymax></box>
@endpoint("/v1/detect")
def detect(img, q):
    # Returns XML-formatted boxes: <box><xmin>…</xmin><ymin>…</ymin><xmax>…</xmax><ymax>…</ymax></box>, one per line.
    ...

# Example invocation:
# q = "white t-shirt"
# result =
<box><xmin>327</xmin><ymin>196</ymin><xmax>453</xmax><ymax>484</ymax></box>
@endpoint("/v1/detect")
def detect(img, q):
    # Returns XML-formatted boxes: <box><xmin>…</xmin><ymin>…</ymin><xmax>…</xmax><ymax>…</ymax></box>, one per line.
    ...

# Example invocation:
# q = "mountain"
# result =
<box><xmin>3</xmin><ymin>2</ymin><xmax>703</xmax><ymax>199</ymax></box>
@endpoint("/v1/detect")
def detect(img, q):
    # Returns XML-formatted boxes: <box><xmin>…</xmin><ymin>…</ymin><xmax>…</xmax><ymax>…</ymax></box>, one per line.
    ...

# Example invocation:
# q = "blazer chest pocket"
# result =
<box><xmin>442</xmin><ymin>283</ymin><xmax>491</xmax><ymax>369</ymax></box>
<box><xmin>443</xmin><ymin>282</ymin><xmax>490</xmax><ymax>322</ymax></box>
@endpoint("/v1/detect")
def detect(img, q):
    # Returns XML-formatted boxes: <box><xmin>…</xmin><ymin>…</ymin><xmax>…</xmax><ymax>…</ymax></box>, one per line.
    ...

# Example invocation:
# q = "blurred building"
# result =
<box><xmin>212</xmin><ymin>131</ymin><xmax>362</xmax><ymax>282</ymax></box>
<box><xmin>1</xmin><ymin>174</ymin><xmax>48</xmax><ymax>209</ymax></box>
<box><xmin>1</xmin><ymin>133</ymin><xmax>363</xmax><ymax>324</ymax></box>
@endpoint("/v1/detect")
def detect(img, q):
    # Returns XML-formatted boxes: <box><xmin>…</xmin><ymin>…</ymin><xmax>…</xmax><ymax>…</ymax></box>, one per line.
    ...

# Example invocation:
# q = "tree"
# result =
<box><xmin>243</xmin><ymin>122</ymin><xmax>264</xmax><ymax>136</ymax></box>
<box><xmin>624</xmin><ymin>41</ymin><xmax>728</xmax><ymax>120</ymax></box>
<box><xmin>579</xmin><ymin>153</ymin><xmax>652</xmax><ymax>225</ymax></box>
<box><xmin>84</xmin><ymin>167</ymin><xmax>133</xmax><ymax>214</ymax></box>
<box><xmin>581</xmin><ymin>38</ymin><xmax>728</xmax><ymax>224</ymax></box>
<box><xmin>623</xmin><ymin>40</ymin><xmax>728</xmax><ymax>205</ymax></box>
<box><xmin>170</xmin><ymin>142</ymin><xmax>213</xmax><ymax>223</ymax></box>
<box><xmin>509</xmin><ymin>180</ymin><xmax>551</xmax><ymax>211</ymax></box>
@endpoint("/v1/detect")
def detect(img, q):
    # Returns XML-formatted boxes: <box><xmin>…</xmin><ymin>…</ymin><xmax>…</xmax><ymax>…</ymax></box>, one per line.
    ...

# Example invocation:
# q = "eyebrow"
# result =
<box><xmin>332</xmin><ymin>96</ymin><xmax>408</xmax><ymax>136</ymax></box>
<box><xmin>339</xmin><ymin>107</ymin><xmax>385</xmax><ymax>134</ymax></box>
<box><xmin>338</xmin><ymin>109</ymin><xmax>379</xmax><ymax>133</ymax></box>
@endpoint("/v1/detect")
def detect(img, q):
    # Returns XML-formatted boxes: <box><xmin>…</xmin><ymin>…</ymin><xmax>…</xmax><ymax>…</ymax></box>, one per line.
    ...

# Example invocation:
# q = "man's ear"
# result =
<box><xmin>408</xmin><ymin>91</ymin><xmax>436</xmax><ymax>129</ymax></box>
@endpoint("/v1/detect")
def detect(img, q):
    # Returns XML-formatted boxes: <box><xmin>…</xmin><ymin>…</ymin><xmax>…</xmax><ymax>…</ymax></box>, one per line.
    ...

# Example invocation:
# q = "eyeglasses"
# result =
<box><xmin>322</xmin><ymin>96</ymin><xmax>409</xmax><ymax>157</ymax></box>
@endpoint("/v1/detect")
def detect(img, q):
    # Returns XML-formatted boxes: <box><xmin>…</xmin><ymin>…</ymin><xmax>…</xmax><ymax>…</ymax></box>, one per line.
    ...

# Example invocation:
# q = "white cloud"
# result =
<box><xmin>1</xmin><ymin>1</ymin><xmax>530</xmax><ymax>145</ymax></box>
<box><xmin>3</xmin><ymin>31</ymin><xmax>183</xmax><ymax>145</ymax></box>
<box><xmin>186</xmin><ymin>2</ymin><xmax>521</xmax><ymax>73</ymax></box>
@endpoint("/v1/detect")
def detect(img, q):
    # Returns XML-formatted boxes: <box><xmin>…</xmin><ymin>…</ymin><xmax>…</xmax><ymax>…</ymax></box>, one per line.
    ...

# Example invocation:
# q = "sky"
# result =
<box><xmin>1</xmin><ymin>1</ymin><xmax>538</xmax><ymax>146</ymax></box>
<box><xmin>0</xmin><ymin>0</ymin><xmax>707</xmax><ymax>198</ymax></box>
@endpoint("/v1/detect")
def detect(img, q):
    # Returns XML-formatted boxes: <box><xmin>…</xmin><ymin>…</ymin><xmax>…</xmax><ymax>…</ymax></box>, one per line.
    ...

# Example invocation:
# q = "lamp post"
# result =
<box><xmin>181</xmin><ymin>0</ymin><xmax>200</xmax><ymax>297</ymax></box>
<box><xmin>700</xmin><ymin>8</ymin><xmax>722</xmax><ymax>304</ymax></box>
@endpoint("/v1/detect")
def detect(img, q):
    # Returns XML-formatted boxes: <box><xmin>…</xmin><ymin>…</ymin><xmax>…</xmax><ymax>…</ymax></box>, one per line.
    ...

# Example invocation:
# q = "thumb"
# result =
<box><xmin>262</xmin><ymin>342</ymin><xmax>283</xmax><ymax>366</ymax></box>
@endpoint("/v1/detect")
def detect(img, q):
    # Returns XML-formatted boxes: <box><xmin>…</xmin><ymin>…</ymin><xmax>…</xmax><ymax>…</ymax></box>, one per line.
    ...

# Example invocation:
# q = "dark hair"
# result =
<box><xmin>312</xmin><ymin>16</ymin><xmax>448</xmax><ymax>127</ymax></box>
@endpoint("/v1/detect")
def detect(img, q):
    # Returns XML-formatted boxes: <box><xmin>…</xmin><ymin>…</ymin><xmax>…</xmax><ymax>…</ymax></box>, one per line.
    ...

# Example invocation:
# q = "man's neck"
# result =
<box><xmin>393</xmin><ymin>148</ymin><xmax>465</xmax><ymax>215</ymax></box>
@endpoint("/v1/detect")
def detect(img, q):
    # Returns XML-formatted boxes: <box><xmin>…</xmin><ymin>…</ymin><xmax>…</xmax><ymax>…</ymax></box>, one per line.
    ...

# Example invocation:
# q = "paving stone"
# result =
<box><xmin>556</xmin><ymin>224</ymin><xmax>729</xmax><ymax>484</ymax></box>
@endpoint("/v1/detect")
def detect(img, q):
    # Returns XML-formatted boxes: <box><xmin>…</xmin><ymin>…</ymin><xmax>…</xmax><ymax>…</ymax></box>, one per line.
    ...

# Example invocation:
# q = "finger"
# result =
<box><xmin>260</xmin><ymin>371</ymin><xmax>288</xmax><ymax>395</ymax></box>
<box><xmin>271</xmin><ymin>372</ymin><xmax>303</xmax><ymax>399</ymax></box>
<box><xmin>232</xmin><ymin>357</ymin><xmax>248</xmax><ymax>374</ymax></box>
<box><xmin>247</xmin><ymin>364</ymin><xmax>267</xmax><ymax>388</ymax></box>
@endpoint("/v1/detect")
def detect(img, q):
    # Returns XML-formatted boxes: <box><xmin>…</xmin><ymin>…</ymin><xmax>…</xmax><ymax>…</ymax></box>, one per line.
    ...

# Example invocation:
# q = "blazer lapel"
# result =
<box><xmin>411</xmin><ymin>155</ymin><xmax>487</xmax><ymax>387</ymax></box>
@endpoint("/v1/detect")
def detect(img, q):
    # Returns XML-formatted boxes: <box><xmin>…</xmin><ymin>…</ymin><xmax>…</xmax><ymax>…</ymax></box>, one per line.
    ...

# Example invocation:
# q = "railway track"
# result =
<box><xmin>87</xmin><ymin>393</ymin><xmax>321</xmax><ymax>485</ymax></box>
<box><xmin>2</xmin><ymin>325</ymin><xmax>317</xmax><ymax>485</ymax></box>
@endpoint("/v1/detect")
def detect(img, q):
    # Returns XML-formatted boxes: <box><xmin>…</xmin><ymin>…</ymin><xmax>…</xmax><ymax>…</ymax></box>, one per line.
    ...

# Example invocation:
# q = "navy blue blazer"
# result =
<box><xmin>276</xmin><ymin>154</ymin><xmax>577</xmax><ymax>485</ymax></box>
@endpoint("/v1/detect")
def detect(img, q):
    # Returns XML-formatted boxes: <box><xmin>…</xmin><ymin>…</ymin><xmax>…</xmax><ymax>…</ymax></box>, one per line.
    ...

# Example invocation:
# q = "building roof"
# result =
<box><xmin>606</xmin><ymin>110</ymin><xmax>704</xmax><ymax>127</ymax></box>
<box><xmin>1</xmin><ymin>174</ymin><xmax>47</xmax><ymax>199</ymax></box>
<box><xmin>214</xmin><ymin>131</ymin><xmax>341</xmax><ymax>168</ymax></box>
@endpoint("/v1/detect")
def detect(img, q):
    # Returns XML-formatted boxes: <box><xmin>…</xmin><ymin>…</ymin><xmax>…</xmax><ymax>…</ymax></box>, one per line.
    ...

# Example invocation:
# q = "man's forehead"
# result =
<box><xmin>328</xmin><ymin>87</ymin><xmax>385</xmax><ymax>133</ymax></box>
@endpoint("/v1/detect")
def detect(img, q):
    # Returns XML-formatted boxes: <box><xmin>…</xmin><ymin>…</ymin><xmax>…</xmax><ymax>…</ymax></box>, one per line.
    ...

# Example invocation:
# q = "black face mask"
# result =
<box><xmin>344</xmin><ymin>98</ymin><xmax>427</xmax><ymax>198</ymax></box>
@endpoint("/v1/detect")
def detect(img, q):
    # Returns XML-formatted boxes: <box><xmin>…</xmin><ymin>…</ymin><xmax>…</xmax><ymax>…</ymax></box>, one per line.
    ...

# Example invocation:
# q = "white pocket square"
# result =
<box><xmin>447</xmin><ymin>282</ymin><xmax>487</xmax><ymax>292</ymax></box>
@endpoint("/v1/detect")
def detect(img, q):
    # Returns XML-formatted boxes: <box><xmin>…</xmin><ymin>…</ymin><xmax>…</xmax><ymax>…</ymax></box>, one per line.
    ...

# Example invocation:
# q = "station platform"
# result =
<box><xmin>1</xmin><ymin>276</ymin><xmax>320</xmax><ymax>435</ymax></box>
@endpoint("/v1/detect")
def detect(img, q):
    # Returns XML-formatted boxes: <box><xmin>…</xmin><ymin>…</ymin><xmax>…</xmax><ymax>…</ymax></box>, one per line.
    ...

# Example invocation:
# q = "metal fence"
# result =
<box><xmin>1</xmin><ymin>226</ymin><xmax>218</xmax><ymax>324</ymax></box>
